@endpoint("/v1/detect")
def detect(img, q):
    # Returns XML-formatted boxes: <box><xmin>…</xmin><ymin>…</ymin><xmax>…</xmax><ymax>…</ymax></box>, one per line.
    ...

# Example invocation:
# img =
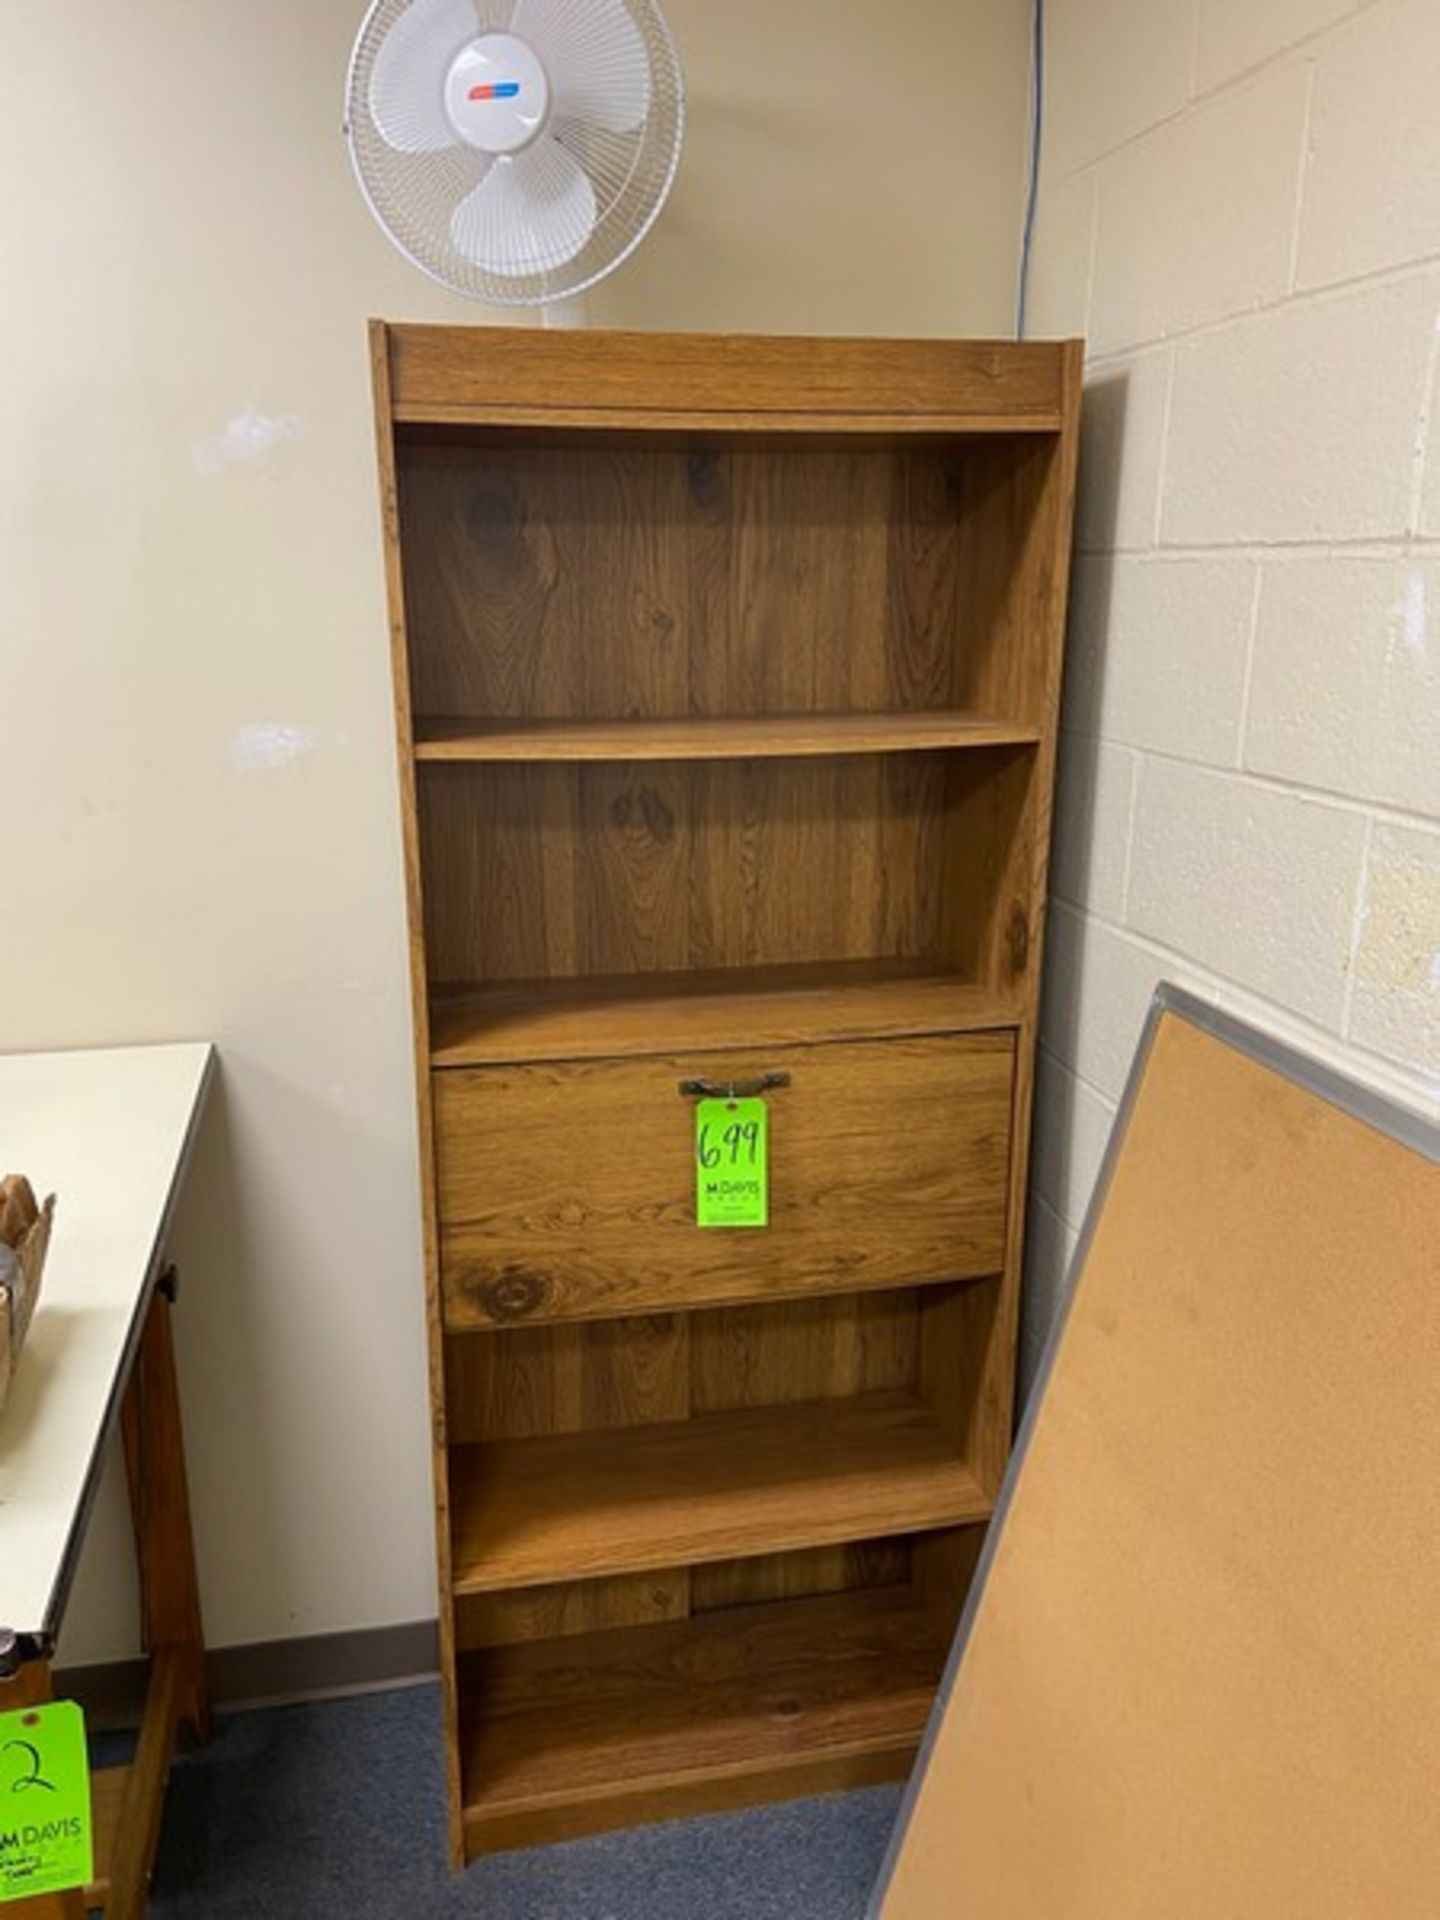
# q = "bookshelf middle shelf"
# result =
<box><xmin>412</xmin><ymin>708</ymin><xmax>1043</xmax><ymax>764</ymax></box>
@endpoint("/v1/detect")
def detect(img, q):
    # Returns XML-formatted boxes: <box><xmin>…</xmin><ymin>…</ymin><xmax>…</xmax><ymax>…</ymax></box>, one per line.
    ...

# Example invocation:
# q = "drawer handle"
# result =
<box><xmin>678</xmin><ymin>1072</ymin><xmax>791</xmax><ymax>1100</ymax></box>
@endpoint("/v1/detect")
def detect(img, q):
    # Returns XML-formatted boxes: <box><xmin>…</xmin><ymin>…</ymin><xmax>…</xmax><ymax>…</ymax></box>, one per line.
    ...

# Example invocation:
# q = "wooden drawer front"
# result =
<box><xmin>435</xmin><ymin>1032</ymin><xmax>1015</xmax><ymax>1331</ymax></box>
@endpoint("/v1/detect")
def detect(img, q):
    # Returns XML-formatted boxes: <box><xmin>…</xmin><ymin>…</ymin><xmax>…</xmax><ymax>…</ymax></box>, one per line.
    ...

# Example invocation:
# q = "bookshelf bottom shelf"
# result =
<box><xmin>458</xmin><ymin>1584</ymin><xmax>949</xmax><ymax>1858</ymax></box>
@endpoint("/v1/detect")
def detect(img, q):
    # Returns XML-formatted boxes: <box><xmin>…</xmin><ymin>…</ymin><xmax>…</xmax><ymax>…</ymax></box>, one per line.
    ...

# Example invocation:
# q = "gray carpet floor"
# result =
<box><xmin>106</xmin><ymin>1682</ymin><xmax>901</xmax><ymax>1918</ymax></box>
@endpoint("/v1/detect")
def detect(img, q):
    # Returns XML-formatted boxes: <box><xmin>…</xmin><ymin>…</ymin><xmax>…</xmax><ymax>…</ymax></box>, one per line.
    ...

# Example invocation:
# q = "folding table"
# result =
<box><xmin>0</xmin><ymin>1044</ymin><xmax>213</xmax><ymax>1918</ymax></box>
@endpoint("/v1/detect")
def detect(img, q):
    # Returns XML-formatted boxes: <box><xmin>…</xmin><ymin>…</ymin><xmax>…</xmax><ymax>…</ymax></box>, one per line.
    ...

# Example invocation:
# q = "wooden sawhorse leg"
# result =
<box><xmin>100</xmin><ymin>1275</ymin><xmax>209</xmax><ymax>1920</ymax></box>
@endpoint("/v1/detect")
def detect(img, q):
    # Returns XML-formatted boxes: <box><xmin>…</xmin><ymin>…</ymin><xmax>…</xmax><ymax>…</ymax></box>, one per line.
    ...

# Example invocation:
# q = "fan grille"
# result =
<box><xmin>346</xmin><ymin>0</ymin><xmax>684</xmax><ymax>307</ymax></box>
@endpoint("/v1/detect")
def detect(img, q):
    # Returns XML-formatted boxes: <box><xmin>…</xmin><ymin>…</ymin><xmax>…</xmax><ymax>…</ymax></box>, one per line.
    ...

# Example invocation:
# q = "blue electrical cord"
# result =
<box><xmin>1016</xmin><ymin>0</ymin><xmax>1045</xmax><ymax>339</ymax></box>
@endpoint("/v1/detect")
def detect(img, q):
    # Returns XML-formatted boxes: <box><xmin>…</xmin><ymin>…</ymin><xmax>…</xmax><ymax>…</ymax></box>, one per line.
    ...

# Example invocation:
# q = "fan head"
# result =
<box><xmin>346</xmin><ymin>0</ymin><xmax>684</xmax><ymax>307</ymax></box>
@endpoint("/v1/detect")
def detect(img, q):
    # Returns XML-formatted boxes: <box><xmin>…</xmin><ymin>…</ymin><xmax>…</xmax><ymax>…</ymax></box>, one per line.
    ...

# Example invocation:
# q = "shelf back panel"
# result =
<box><xmin>396</xmin><ymin>439</ymin><xmax>1054</xmax><ymax>729</ymax></box>
<box><xmin>418</xmin><ymin>751</ymin><xmax>1033</xmax><ymax>990</ymax></box>
<box><xmin>454</xmin><ymin>1571</ymin><xmax>689</xmax><ymax>1653</ymax></box>
<box><xmin>444</xmin><ymin>1290</ymin><xmax>925</xmax><ymax>1448</ymax></box>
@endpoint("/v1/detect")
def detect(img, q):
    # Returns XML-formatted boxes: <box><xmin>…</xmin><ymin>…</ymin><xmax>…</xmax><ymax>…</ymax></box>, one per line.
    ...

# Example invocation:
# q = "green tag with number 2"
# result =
<box><xmin>0</xmin><ymin>1700</ymin><xmax>92</xmax><ymax>1903</ymax></box>
<box><xmin>696</xmin><ymin>1097</ymin><xmax>768</xmax><ymax>1228</ymax></box>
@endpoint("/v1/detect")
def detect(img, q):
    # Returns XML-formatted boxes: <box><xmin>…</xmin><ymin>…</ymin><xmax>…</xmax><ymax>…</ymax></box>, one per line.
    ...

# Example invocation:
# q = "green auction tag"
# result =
<box><xmin>0</xmin><ymin>1701</ymin><xmax>92</xmax><ymax>1902</ymax></box>
<box><xmin>696</xmin><ymin>1097</ymin><xmax>768</xmax><ymax>1228</ymax></box>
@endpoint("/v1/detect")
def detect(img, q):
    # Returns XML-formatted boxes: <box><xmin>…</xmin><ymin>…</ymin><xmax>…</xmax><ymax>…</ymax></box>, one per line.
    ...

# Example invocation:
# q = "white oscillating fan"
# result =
<box><xmin>346</xmin><ymin>0</ymin><xmax>684</xmax><ymax>310</ymax></box>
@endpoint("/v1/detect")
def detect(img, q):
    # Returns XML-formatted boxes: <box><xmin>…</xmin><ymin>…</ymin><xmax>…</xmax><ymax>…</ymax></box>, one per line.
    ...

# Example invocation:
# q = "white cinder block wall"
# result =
<box><xmin>1023</xmin><ymin>0</ymin><xmax>1440</xmax><ymax>1388</ymax></box>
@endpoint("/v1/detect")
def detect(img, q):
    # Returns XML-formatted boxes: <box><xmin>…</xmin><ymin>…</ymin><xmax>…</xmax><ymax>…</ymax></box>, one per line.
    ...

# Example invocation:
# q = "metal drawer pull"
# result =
<box><xmin>678</xmin><ymin>1072</ymin><xmax>791</xmax><ymax>1100</ymax></box>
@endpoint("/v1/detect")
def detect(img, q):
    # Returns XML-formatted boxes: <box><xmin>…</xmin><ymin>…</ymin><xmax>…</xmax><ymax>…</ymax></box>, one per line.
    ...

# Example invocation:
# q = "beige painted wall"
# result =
<box><xmin>1023</xmin><ymin>0</ymin><xmax>1440</xmax><ymax>1392</ymax></box>
<box><xmin>0</xmin><ymin>1</ymin><xmax>1030</xmax><ymax>1663</ymax></box>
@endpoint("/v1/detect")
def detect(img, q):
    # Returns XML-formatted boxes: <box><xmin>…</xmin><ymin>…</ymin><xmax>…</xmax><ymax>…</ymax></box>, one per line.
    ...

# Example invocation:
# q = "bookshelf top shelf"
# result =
<box><xmin>380</xmin><ymin>321</ymin><xmax>1079</xmax><ymax>437</ymax></box>
<box><xmin>412</xmin><ymin>709</ymin><xmax>1042</xmax><ymax>765</ymax></box>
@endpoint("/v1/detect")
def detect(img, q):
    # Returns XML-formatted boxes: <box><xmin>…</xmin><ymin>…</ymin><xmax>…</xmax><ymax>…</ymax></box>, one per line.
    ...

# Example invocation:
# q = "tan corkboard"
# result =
<box><xmin>875</xmin><ymin>993</ymin><xmax>1440</xmax><ymax>1920</ymax></box>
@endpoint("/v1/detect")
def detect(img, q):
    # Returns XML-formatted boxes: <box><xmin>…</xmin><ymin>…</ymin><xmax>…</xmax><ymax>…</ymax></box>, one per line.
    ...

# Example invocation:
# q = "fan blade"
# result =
<box><xmin>371</xmin><ymin>0</ymin><xmax>480</xmax><ymax>154</ymax></box>
<box><xmin>449</xmin><ymin>133</ymin><xmax>598</xmax><ymax>276</ymax></box>
<box><xmin>449</xmin><ymin>135</ymin><xmax>597</xmax><ymax>275</ymax></box>
<box><xmin>509</xmin><ymin>0</ymin><xmax>650</xmax><ymax>133</ymax></box>
<box><xmin>551</xmin><ymin>115</ymin><xmax>641</xmax><ymax>208</ymax></box>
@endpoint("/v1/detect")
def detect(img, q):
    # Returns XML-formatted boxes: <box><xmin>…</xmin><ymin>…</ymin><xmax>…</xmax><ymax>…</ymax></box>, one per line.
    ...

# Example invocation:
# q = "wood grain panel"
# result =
<box><xmin>97</xmin><ymin>1644</ymin><xmax>186</xmax><ymax>1920</ymax></box>
<box><xmin>944</xmin><ymin>342</ymin><xmax>1084</xmax><ymax>1498</ymax></box>
<box><xmin>576</xmin><ymin>761</ymin><xmax>691</xmax><ymax>975</ymax></box>
<box><xmin>399</xmin><ymin>441</ymin><xmax>564</xmax><ymax>721</ymax></box>
<box><xmin>419</xmin><ymin>756</ymin><xmax>983</xmax><ymax>988</ymax></box>
<box><xmin>455</xmin><ymin>1573</ymin><xmax>689</xmax><ymax>1652</ymax></box>
<box><xmin>688</xmin><ymin>1294</ymin><xmax>924</xmax><ymax>1612</ymax></box>
<box><xmin>387</xmin><ymin>325</ymin><xmax>1068</xmax><ymax>426</ymax></box>
<box><xmin>918</xmin><ymin>1277</ymin><xmax>1007</xmax><ymax>1491</ymax></box>
<box><xmin>911</xmin><ymin>1523</ymin><xmax>987</xmax><ymax>1637</ymax></box>
<box><xmin>454</xmin><ymin>1547</ymin><xmax>913</xmax><ymax>1648</ymax></box>
<box><xmin>692</xmin><ymin>1537</ymin><xmax>911</xmax><ymax>1613</ymax></box>
<box><xmin>450</xmin><ymin>1293</ymin><xmax>929</xmax><ymax>1622</ymax></box>
<box><xmin>370</xmin><ymin>322</ymin><xmax>467</xmax><ymax>1868</ymax></box>
<box><xmin>434</xmin><ymin>1034</ymin><xmax>1015</xmax><ymax>1330</ymax></box>
<box><xmin>429</xmin><ymin>962</ymin><xmax>1014</xmax><ymax>1068</ymax></box>
<box><xmin>888</xmin><ymin>448</ymin><xmax>969</xmax><ymax>711</ymax></box>
<box><xmin>443</xmin><ymin>1313</ymin><xmax>691</xmax><ymax>1632</ymax></box>
<box><xmin>576</xmin><ymin>447</ymin><xmax>692</xmax><ymax>721</ymax></box>
<box><xmin>412</xmin><ymin>710</ymin><xmax>1040</xmax><ymax>761</ymax></box>
<box><xmin>448</xmin><ymin>1392</ymin><xmax>988</xmax><ymax>1593</ymax></box>
<box><xmin>447</xmin><ymin>1289</ymin><xmax>922</xmax><ymax>1441</ymax></box>
<box><xmin>719</xmin><ymin>449</ymin><xmax>892</xmax><ymax>713</ymax></box>
<box><xmin>952</xmin><ymin>435</ymin><xmax>1069</xmax><ymax>729</ymax></box>
<box><xmin>944</xmin><ymin>746</ymin><xmax>1040</xmax><ymax>1009</ymax></box>
<box><xmin>397</xmin><ymin>407</ymin><xmax>1065</xmax><ymax>438</ymax></box>
<box><xmin>397</xmin><ymin>441</ymin><xmax>997</xmax><ymax>728</ymax></box>
<box><xmin>444</xmin><ymin>1314</ymin><xmax>688</xmax><ymax>1443</ymax></box>
<box><xmin>692</xmin><ymin>1291</ymin><xmax>917</xmax><ymax>1411</ymax></box>
<box><xmin>399</xmin><ymin>441</ymin><xmax>694</xmax><ymax>721</ymax></box>
<box><xmin>419</xmin><ymin>764</ymin><xmax>579</xmax><ymax>985</ymax></box>
<box><xmin>458</xmin><ymin>1585</ymin><xmax>949</xmax><ymax>1855</ymax></box>
<box><xmin>87</xmin><ymin>1763</ymin><xmax>129</xmax><ymax>1914</ymax></box>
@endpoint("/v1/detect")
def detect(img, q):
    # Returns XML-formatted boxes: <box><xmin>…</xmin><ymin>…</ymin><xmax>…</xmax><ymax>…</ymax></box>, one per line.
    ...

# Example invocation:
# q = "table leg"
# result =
<box><xmin>0</xmin><ymin>1659</ymin><xmax>86</xmax><ymax>1920</ymax></box>
<box><xmin>120</xmin><ymin>1277</ymin><xmax>209</xmax><ymax>1745</ymax></box>
<box><xmin>103</xmin><ymin>1278</ymin><xmax>209</xmax><ymax>1919</ymax></box>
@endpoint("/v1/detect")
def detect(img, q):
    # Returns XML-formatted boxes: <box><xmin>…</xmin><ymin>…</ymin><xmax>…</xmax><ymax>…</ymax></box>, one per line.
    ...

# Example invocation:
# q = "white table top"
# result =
<box><xmin>0</xmin><ymin>1043</ymin><xmax>213</xmax><ymax>1662</ymax></box>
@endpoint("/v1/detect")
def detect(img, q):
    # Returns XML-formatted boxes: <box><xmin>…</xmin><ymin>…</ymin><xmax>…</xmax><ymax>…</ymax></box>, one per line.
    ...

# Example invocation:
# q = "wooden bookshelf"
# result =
<box><xmin>370</xmin><ymin>323</ymin><xmax>1082</xmax><ymax>1864</ymax></box>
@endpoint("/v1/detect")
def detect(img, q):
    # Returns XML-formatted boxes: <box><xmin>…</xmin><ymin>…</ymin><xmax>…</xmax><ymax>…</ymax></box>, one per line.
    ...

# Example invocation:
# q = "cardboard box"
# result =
<box><xmin>0</xmin><ymin>1175</ymin><xmax>55</xmax><ymax>1414</ymax></box>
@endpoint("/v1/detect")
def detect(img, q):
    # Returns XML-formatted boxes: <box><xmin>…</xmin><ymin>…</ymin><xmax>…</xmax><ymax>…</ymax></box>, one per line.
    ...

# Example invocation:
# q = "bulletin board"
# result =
<box><xmin>872</xmin><ymin>987</ymin><xmax>1440</xmax><ymax>1920</ymax></box>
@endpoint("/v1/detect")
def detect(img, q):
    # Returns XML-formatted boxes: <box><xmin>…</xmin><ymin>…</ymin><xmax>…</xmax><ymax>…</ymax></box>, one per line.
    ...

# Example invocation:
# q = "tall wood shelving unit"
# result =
<box><xmin>370</xmin><ymin>323</ymin><xmax>1083</xmax><ymax>1866</ymax></box>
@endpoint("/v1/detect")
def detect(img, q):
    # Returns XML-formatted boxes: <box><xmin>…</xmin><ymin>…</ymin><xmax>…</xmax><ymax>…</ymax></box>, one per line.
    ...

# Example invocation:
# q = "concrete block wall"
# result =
<box><xmin>1024</xmin><ymin>0</ymin><xmax>1440</xmax><ymax>1389</ymax></box>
